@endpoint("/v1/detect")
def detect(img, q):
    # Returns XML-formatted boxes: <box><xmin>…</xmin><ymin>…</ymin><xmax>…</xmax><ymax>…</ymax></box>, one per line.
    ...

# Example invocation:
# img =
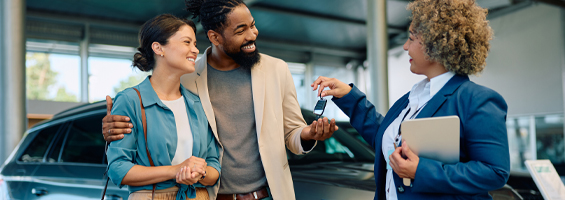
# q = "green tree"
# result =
<box><xmin>113</xmin><ymin>74</ymin><xmax>147</xmax><ymax>95</ymax></box>
<box><xmin>26</xmin><ymin>53</ymin><xmax>57</xmax><ymax>100</ymax></box>
<box><xmin>26</xmin><ymin>53</ymin><xmax>78</xmax><ymax>102</ymax></box>
<box><xmin>54</xmin><ymin>87</ymin><xmax>78</xmax><ymax>102</ymax></box>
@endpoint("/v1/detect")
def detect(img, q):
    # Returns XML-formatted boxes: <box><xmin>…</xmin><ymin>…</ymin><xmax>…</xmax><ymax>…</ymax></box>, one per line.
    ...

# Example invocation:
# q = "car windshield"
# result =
<box><xmin>288</xmin><ymin>109</ymin><xmax>375</xmax><ymax>165</ymax></box>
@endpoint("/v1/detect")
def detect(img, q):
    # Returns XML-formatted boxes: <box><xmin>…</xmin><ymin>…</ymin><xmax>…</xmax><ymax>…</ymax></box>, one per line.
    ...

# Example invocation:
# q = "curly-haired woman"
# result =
<box><xmin>311</xmin><ymin>0</ymin><xmax>509</xmax><ymax>199</ymax></box>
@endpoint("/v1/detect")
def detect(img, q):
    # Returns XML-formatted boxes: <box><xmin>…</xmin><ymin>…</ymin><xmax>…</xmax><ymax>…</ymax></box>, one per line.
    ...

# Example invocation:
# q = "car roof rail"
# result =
<box><xmin>52</xmin><ymin>100</ymin><xmax>107</xmax><ymax>120</ymax></box>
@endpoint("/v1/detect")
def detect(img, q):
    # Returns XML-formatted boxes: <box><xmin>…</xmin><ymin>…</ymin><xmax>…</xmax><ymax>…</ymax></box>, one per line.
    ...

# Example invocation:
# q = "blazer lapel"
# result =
<box><xmin>416</xmin><ymin>75</ymin><xmax>469</xmax><ymax>118</ymax></box>
<box><xmin>381</xmin><ymin>94</ymin><xmax>409</xmax><ymax>128</ymax></box>
<box><xmin>182</xmin><ymin>47</ymin><xmax>220</xmax><ymax>143</ymax></box>
<box><xmin>251</xmin><ymin>59</ymin><xmax>265</xmax><ymax>140</ymax></box>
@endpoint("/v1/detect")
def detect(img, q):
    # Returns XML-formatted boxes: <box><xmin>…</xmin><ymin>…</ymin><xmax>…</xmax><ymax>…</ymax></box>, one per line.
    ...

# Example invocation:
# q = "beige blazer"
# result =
<box><xmin>181</xmin><ymin>47</ymin><xmax>311</xmax><ymax>200</ymax></box>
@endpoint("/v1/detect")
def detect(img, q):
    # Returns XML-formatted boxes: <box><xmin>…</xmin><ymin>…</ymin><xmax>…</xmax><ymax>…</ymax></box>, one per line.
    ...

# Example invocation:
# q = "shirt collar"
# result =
<box><xmin>137</xmin><ymin>76</ymin><xmax>160</xmax><ymax>107</ymax></box>
<box><xmin>407</xmin><ymin>71</ymin><xmax>455</xmax><ymax>108</ymax></box>
<box><xmin>429</xmin><ymin>71</ymin><xmax>455</xmax><ymax>97</ymax></box>
<box><xmin>136</xmin><ymin>76</ymin><xmax>199</xmax><ymax>108</ymax></box>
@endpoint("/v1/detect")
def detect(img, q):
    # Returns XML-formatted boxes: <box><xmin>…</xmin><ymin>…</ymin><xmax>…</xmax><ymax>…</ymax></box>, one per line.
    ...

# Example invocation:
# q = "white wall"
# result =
<box><xmin>473</xmin><ymin>3</ymin><xmax>564</xmax><ymax>116</ymax></box>
<box><xmin>388</xmin><ymin>3</ymin><xmax>565</xmax><ymax>117</ymax></box>
<box><xmin>27</xmin><ymin>100</ymin><xmax>85</xmax><ymax>116</ymax></box>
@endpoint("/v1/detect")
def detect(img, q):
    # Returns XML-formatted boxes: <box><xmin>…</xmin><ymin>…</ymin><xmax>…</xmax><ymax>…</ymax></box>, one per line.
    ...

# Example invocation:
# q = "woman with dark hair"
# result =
<box><xmin>106</xmin><ymin>14</ymin><xmax>220</xmax><ymax>200</ymax></box>
<box><xmin>312</xmin><ymin>0</ymin><xmax>510</xmax><ymax>199</ymax></box>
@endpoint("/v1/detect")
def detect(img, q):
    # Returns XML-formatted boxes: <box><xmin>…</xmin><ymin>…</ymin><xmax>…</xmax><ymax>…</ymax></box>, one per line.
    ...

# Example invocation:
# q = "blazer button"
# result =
<box><xmin>397</xmin><ymin>186</ymin><xmax>405</xmax><ymax>193</ymax></box>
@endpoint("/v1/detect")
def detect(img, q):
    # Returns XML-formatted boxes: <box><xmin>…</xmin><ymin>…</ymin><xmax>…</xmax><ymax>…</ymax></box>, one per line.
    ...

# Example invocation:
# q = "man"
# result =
<box><xmin>102</xmin><ymin>0</ymin><xmax>337</xmax><ymax>199</ymax></box>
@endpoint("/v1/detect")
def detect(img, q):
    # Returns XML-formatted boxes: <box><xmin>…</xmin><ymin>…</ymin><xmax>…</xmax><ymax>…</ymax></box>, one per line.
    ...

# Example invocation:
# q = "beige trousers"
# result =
<box><xmin>128</xmin><ymin>186</ymin><xmax>209</xmax><ymax>200</ymax></box>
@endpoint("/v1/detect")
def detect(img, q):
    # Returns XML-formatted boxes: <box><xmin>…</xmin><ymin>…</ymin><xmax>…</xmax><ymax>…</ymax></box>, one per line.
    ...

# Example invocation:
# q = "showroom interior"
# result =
<box><xmin>1</xmin><ymin>0</ymin><xmax>565</xmax><ymax>194</ymax></box>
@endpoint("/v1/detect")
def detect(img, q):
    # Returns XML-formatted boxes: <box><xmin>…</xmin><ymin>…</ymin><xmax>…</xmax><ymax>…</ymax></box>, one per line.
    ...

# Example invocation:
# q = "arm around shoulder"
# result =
<box><xmin>106</xmin><ymin>91</ymin><xmax>139</xmax><ymax>187</ymax></box>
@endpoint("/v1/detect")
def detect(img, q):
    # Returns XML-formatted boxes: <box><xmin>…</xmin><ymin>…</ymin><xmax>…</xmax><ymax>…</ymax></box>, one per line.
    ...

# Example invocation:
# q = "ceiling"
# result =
<box><xmin>25</xmin><ymin>0</ymin><xmax>560</xmax><ymax>66</ymax></box>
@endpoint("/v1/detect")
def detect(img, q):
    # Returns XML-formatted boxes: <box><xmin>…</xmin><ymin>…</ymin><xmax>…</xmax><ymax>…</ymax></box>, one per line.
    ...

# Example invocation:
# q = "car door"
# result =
<box><xmin>27</xmin><ymin>111</ymin><xmax>129</xmax><ymax>200</ymax></box>
<box><xmin>2</xmin><ymin>122</ymin><xmax>68</xmax><ymax>200</ymax></box>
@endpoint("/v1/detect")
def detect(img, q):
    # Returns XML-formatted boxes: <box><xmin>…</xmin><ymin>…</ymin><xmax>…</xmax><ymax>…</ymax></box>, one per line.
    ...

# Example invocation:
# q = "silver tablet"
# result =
<box><xmin>400</xmin><ymin>115</ymin><xmax>460</xmax><ymax>164</ymax></box>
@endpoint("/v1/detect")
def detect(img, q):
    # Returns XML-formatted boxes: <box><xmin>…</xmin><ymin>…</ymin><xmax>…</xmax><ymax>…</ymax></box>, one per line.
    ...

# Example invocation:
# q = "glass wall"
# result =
<box><xmin>507</xmin><ymin>114</ymin><xmax>565</xmax><ymax>173</ymax></box>
<box><xmin>535</xmin><ymin>115</ymin><xmax>565</xmax><ymax>165</ymax></box>
<box><xmin>26</xmin><ymin>52</ymin><xmax>80</xmax><ymax>102</ymax></box>
<box><xmin>26</xmin><ymin>39</ymin><xmax>144</xmax><ymax>103</ymax></box>
<box><xmin>88</xmin><ymin>57</ymin><xmax>149</xmax><ymax>102</ymax></box>
<box><xmin>288</xmin><ymin>62</ymin><xmax>306</xmax><ymax>108</ymax></box>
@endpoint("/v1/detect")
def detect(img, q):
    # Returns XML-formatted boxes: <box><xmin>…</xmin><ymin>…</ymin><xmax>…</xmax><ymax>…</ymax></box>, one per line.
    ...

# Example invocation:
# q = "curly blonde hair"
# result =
<box><xmin>407</xmin><ymin>0</ymin><xmax>493</xmax><ymax>75</ymax></box>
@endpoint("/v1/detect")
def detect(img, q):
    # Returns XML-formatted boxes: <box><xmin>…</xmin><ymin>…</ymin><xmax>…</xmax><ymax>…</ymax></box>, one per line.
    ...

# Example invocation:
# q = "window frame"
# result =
<box><xmin>16</xmin><ymin>121</ymin><xmax>69</xmax><ymax>165</ymax></box>
<box><xmin>55</xmin><ymin>110</ymin><xmax>108</xmax><ymax>166</ymax></box>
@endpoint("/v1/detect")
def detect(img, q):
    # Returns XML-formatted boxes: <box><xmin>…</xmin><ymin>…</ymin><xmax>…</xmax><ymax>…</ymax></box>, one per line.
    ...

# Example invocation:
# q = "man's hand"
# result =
<box><xmin>300</xmin><ymin>117</ymin><xmax>338</xmax><ymax>141</ymax></box>
<box><xmin>389</xmin><ymin>141</ymin><xmax>419</xmax><ymax>179</ymax></box>
<box><xmin>311</xmin><ymin>76</ymin><xmax>352</xmax><ymax>99</ymax></box>
<box><xmin>102</xmin><ymin>95</ymin><xmax>133</xmax><ymax>142</ymax></box>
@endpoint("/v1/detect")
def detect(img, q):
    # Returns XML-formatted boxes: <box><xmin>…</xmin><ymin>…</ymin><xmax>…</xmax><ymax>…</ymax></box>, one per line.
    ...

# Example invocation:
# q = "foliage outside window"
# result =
<box><xmin>26</xmin><ymin>52</ymin><xmax>79</xmax><ymax>102</ymax></box>
<box><xmin>88</xmin><ymin>57</ymin><xmax>150</xmax><ymax>102</ymax></box>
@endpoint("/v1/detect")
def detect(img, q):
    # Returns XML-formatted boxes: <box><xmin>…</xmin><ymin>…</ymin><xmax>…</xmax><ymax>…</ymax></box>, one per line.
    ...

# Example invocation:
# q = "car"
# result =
<box><xmin>0</xmin><ymin>102</ymin><xmax>127</xmax><ymax>200</ymax></box>
<box><xmin>0</xmin><ymin>101</ymin><xmax>534</xmax><ymax>199</ymax></box>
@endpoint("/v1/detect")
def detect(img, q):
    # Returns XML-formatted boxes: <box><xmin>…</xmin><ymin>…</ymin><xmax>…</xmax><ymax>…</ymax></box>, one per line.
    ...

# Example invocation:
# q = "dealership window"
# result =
<box><xmin>507</xmin><ymin>114</ymin><xmax>565</xmax><ymax>173</ymax></box>
<box><xmin>26</xmin><ymin>40</ymin><xmax>81</xmax><ymax>102</ymax></box>
<box><xmin>288</xmin><ymin>62</ymin><xmax>307</xmax><ymax>108</ymax></box>
<box><xmin>26</xmin><ymin>39</ymin><xmax>148</xmax><ymax>103</ymax></box>
<box><xmin>88</xmin><ymin>57</ymin><xmax>149</xmax><ymax>102</ymax></box>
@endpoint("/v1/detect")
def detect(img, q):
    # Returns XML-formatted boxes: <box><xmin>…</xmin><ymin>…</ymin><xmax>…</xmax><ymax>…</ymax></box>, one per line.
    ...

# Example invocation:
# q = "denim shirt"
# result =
<box><xmin>107</xmin><ymin>77</ymin><xmax>221</xmax><ymax>199</ymax></box>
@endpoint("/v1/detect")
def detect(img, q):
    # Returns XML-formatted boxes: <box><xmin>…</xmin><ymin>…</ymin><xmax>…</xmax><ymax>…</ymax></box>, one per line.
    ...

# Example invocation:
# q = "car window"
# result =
<box><xmin>335</xmin><ymin>122</ymin><xmax>372</xmax><ymax>149</ymax></box>
<box><xmin>46</xmin><ymin>128</ymin><xmax>66</xmax><ymax>163</ymax></box>
<box><xmin>288</xmin><ymin>129</ymin><xmax>374</xmax><ymax>165</ymax></box>
<box><xmin>324</xmin><ymin>137</ymin><xmax>354</xmax><ymax>156</ymax></box>
<box><xmin>19</xmin><ymin>124</ymin><xmax>65</xmax><ymax>162</ymax></box>
<box><xmin>59</xmin><ymin>114</ymin><xmax>106</xmax><ymax>164</ymax></box>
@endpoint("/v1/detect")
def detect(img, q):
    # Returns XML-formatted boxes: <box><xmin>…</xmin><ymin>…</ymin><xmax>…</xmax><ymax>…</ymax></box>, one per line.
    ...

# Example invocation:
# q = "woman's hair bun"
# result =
<box><xmin>132</xmin><ymin>49</ymin><xmax>151</xmax><ymax>72</ymax></box>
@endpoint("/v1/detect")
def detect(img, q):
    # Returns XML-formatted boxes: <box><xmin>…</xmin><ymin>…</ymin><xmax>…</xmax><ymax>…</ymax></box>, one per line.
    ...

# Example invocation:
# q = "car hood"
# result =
<box><xmin>290</xmin><ymin>162</ymin><xmax>376</xmax><ymax>191</ymax></box>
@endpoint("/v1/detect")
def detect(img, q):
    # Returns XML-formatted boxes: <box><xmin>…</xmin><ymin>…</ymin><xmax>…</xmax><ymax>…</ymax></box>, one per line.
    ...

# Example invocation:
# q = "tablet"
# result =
<box><xmin>525</xmin><ymin>160</ymin><xmax>565</xmax><ymax>200</ymax></box>
<box><xmin>400</xmin><ymin>115</ymin><xmax>460</xmax><ymax>164</ymax></box>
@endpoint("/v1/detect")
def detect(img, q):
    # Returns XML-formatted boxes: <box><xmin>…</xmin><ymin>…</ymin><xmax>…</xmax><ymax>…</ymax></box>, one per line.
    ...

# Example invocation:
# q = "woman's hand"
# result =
<box><xmin>176</xmin><ymin>166</ymin><xmax>201</xmax><ymax>185</ymax></box>
<box><xmin>178</xmin><ymin>156</ymin><xmax>207</xmax><ymax>177</ymax></box>
<box><xmin>171</xmin><ymin>156</ymin><xmax>207</xmax><ymax>181</ymax></box>
<box><xmin>311</xmin><ymin>76</ymin><xmax>352</xmax><ymax>99</ymax></box>
<box><xmin>389</xmin><ymin>141</ymin><xmax>419</xmax><ymax>179</ymax></box>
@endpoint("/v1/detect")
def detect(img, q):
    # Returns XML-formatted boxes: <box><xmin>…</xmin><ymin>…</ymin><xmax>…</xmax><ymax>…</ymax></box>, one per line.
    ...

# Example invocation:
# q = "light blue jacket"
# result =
<box><xmin>107</xmin><ymin>77</ymin><xmax>221</xmax><ymax>199</ymax></box>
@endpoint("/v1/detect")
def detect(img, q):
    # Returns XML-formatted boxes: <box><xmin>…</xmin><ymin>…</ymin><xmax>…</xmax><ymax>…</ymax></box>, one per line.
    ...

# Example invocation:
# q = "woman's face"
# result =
<box><xmin>160</xmin><ymin>25</ymin><xmax>199</xmax><ymax>74</ymax></box>
<box><xmin>403</xmin><ymin>24</ymin><xmax>435</xmax><ymax>76</ymax></box>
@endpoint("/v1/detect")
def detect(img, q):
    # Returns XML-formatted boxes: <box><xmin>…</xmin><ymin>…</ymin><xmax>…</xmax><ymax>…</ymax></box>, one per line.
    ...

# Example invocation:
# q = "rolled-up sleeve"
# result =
<box><xmin>107</xmin><ymin>91</ymin><xmax>139</xmax><ymax>188</ymax></box>
<box><xmin>205</xmin><ymin>126</ymin><xmax>221</xmax><ymax>186</ymax></box>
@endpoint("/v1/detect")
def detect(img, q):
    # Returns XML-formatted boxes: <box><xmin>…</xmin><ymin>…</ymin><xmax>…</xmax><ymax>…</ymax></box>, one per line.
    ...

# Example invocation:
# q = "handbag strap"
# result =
<box><xmin>133</xmin><ymin>88</ymin><xmax>156</xmax><ymax>200</ymax></box>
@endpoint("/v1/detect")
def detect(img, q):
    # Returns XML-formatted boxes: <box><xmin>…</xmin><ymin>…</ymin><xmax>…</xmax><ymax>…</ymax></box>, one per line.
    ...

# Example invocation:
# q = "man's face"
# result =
<box><xmin>219</xmin><ymin>5</ymin><xmax>260</xmax><ymax>69</ymax></box>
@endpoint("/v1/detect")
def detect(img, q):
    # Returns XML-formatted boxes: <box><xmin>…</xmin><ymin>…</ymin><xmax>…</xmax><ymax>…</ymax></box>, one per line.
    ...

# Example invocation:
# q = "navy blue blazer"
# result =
<box><xmin>333</xmin><ymin>75</ymin><xmax>510</xmax><ymax>200</ymax></box>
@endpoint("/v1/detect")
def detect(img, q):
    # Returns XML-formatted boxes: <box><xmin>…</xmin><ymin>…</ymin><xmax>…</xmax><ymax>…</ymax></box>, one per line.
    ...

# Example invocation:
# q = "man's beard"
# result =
<box><xmin>223</xmin><ymin>41</ymin><xmax>261</xmax><ymax>70</ymax></box>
